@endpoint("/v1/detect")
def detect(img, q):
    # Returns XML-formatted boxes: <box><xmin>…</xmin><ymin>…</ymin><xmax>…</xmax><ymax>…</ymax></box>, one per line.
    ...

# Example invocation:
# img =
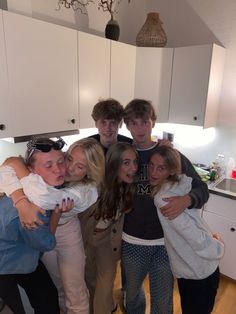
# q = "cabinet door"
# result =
<box><xmin>134</xmin><ymin>47</ymin><xmax>173</xmax><ymax>122</ymax></box>
<box><xmin>0</xmin><ymin>10</ymin><xmax>13</xmax><ymax>138</ymax></box>
<box><xmin>169</xmin><ymin>44</ymin><xmax>225</xmax><ymax>127</ymax></box>
<box><xmin>203</xmin><ymin>211</ymin><xmax>236</xmax><ymax>280</ymax></box>
<box><xmin>3</xmin><ymin>11</ymin><xmax>79</xmax><ymax>137</ymax></box>
<box><xmin>78</xmin><ymin>31</ymin><xmax>110</xmax><ymax>129</ymax></box>
<box><xmin>204</xmin><ymin>194</ymin><xmax>236</xmax><ymax>220</ymax></box>
<box><xmin>110</xmin><ymin>41</ymin><xmax>136</xmax><ymax>107</ymax></box>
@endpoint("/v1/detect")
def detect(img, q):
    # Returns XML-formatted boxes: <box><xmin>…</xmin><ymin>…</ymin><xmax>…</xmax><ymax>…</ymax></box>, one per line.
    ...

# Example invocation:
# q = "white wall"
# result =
<box><xmin>2</xmin><ymin>0</ymin><xmax>236</xmax><ymax>167</ymax></box>
<box><xmin>7</xmin><ymin>0</ymin><xmax>147</xmax><ymax>44</ymax></box>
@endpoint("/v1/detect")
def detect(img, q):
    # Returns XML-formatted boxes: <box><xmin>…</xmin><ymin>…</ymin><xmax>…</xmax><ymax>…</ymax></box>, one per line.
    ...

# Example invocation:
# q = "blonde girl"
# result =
<box><xmin>0</xmin><ymin>137</ymin><xmax>105</xmax><ymax>314</ymax></box>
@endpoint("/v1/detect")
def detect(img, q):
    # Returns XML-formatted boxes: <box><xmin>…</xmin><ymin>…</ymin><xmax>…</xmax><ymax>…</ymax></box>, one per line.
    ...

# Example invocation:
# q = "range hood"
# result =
<box><xmin>11</xmin><ymin>129</ymin><xmax>80</xmax><ymax>143</ymax></box>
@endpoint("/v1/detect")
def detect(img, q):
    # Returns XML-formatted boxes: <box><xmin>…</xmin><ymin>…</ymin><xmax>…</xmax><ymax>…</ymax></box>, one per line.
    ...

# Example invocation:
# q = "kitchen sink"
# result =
<box><xmin>214</xmin><ymin>178</ymin><xmax>236</xmax><ymax>194</ymax></box>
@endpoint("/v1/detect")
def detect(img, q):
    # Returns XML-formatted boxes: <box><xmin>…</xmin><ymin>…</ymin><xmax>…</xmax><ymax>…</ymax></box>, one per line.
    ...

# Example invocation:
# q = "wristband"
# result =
<box><xmin>13</xmin><ymin>195</ymin><xmax>28</xmax><ymax>207</ymax></box>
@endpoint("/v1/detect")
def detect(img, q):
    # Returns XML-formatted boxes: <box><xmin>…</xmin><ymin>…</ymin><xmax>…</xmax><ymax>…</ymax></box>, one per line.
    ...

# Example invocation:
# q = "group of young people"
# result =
<box><xmin>0</xmin><ymin>98</ymin><xmax>224</xmax><ymax>314</ymax></box>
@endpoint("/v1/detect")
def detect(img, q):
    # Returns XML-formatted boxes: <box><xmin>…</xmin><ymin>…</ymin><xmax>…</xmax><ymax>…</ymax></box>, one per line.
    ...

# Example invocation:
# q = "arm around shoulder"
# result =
<box><xmin>180</xmin><ymin>152</ymin><xmax>209</xmax><ymax>209</ymax></box>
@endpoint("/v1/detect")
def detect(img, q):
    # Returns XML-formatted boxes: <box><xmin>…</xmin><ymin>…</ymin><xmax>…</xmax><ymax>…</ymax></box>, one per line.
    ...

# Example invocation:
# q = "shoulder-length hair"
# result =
<box><xmin>150</xmin><ymin>145</ymin><xmax>181</xmax><ymax>196</ymax></box>
<box><xmin>94</xmin><ymin>142</ymin><xmax>138</xmax><ymax>220</ymax></box>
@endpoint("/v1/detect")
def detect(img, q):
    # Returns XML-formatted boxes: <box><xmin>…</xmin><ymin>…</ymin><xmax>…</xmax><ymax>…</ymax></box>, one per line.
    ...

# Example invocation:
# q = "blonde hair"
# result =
<box><xmin>66</xmin><ymin>138</ymin><xmax>105</xmax><ymax>187</ymax></box>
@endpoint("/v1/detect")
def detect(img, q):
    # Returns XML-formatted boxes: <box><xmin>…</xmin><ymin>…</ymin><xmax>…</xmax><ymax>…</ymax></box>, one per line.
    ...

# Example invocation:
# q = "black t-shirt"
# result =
<box><xmin>89</xmin><ymin>134</ymin><xmax>133</xmax><ymax>155</ymax></box>
<box><xmin>123</xmin><ymin>143</ymin><xmax>209</xmax><ymax>240</ymax></box>
<box><xmin>123</xmin><ymin>142</ymin><xmax>164</xmax><ymax>240</ymax></box>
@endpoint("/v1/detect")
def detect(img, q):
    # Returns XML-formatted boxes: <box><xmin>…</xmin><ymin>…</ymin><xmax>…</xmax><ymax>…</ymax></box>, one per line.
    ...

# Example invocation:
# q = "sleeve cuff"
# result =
<box><xmin>187</xmin><ymin>193</ymin><xmax>197</xmax><ymax>209</ymax></box>
<box><xmin>0</xmin><ymin>166</ymin><xmax>22</xmax><ymax>196</ymax></box>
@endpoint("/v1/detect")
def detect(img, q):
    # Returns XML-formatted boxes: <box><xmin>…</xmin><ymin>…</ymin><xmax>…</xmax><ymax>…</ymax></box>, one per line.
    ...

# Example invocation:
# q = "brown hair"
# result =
<box><xmin>94</xmin><ymin>142</ymin><xmax>138</xmax><ymax>220</ymax></box>
<box><xmin>91</xmin><ymin>99</ymin><xmax>124</xmax><ymax>123</ymax></box>
<box><xmin>123</xmin><ymin>99</ymin><xmax>157</xmax><ymax>124</ymax></box>
<box><xmin>150</xmin><ymin>146</ymin><xmax>181</xmax><ymax>195</ymax></box>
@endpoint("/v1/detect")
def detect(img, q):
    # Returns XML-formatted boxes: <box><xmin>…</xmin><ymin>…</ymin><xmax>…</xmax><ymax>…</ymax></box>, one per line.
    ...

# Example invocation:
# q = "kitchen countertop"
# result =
<box><xmin>208</xmin><ymin>177</ymin><xmax>236</xmax><ymax>200</ymax></box>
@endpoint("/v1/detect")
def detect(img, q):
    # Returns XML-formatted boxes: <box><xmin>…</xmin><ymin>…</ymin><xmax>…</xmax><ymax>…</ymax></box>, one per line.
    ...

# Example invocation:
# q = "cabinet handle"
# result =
<box><xmin>0</xmin><ymin>124</ymin><xmax>6</xmax><ymax>131</ymax></box>
<box><xmin>230</xmin><ymin>227</ymin><xmax>235</xmax><ymax>232</ymax></box>
<box><xmin>70</xmin><ymin>119</ymin><xmax>76</xmax><ymax>124</ymax></box>
<box><xmin>193</xmin><ymin>116</ymin><xmax>197</xmax><ymax>121</ymax></box>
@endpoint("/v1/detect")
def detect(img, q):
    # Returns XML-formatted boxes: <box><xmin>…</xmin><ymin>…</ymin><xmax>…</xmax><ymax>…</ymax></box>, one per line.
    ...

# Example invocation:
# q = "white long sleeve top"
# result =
<box><xmin>154</xmin><ymin>174</ymin><xmax>224</xmax><ymax>279</ymax></box>
<box><xmin>0</xmin><ymin>166</ymin><xmax>98</xmax><ymax>225</ymax></box>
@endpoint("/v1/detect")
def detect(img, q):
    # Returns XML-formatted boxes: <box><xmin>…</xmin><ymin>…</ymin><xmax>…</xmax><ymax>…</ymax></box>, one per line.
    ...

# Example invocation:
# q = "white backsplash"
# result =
<box><xmin>1</xmin><ymin>125</ymin><xmax>236</xmax><ymax>167</ymax></box>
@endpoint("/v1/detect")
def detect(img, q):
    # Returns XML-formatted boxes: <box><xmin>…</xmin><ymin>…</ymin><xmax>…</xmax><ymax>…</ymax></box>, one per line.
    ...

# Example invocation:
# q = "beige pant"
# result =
<box><xmin>83</xmin><ymin>215</ymin><xmax>124</xmax><ymax>314</ymax></box>
<box><xmin>41</xmin><ymin>217</ymin><xmax>89</xmax><ymax>314</ymax></box>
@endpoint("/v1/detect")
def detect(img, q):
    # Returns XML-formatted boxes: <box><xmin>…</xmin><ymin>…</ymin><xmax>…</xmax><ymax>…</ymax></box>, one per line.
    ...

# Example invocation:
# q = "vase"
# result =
<box><xmin>136</xmin><ymin>12</ymin><xmax>167</xmax><ymax>47</ymax></box>
<box><xmin>105</xmin><ymin>18</ymin><xmax>120</xmax><ymax>41</ymax></box>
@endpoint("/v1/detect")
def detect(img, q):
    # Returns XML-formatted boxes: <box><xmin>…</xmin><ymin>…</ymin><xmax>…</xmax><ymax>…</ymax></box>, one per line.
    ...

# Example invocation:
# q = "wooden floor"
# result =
<box><xmin>113</xmin><ymin>263</ymin><xmax>236</xmax><ymax>314</ymax></box>
<box><xmin>2</xmin><ymin>266</ymin><xmax>236</xmax><ymax>314</ymax></box>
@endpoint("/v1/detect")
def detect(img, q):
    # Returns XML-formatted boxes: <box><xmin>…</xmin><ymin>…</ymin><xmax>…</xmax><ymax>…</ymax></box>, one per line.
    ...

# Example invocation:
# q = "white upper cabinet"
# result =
<box><xmin>0</xmin><ymin>10</ymin><xmax>226</xmax><ymax>136</ymax></box>
<box><xmin>168</xmin><ymin>44</ymin><xmax>225</xmax><ymax>128</ymax></box>
<box><xmin>2</xmin><ymin>10</ymin><xmax>79</xmax><ymax>137</ymax></box>
<box><xmin>78</xmin><ymin>35</ymin><xmax>136</xmax><ymax>129</ymax></box>
<box><xmin>78</xmin><ymin>31</ymin><xmax>110</xmax><ymax>129</ymax></box>
<box><xmin>0</xmin><ymin>10</ymin><xmax>12</xmax><ymax>138</ymax></box>
<box><xmin>110</xmin><ymin>41</ymin><xmax>136</xmax><ymax>107</ymax></box>
<box><xmin>134</xmin><ymin>47</ymin><xmax>173</xmax><ymax>122</ymax></box>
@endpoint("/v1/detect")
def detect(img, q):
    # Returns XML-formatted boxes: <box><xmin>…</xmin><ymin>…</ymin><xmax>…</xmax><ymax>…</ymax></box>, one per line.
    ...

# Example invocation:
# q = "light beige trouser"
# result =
<box><xmin>41</xmin><ymin>217</ymin><xmax>89</xmax><ymax>314</ymax></box>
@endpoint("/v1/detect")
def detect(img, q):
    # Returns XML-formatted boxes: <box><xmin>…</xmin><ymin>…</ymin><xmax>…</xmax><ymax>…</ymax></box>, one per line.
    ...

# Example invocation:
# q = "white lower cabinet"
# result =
<box><xmin>203</xmin><ymin>194</ymin><xmax>236</xmax><ymax>280</ymax></box>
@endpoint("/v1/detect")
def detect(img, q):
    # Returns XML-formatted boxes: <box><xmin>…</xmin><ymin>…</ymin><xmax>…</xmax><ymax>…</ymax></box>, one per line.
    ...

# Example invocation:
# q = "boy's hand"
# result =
<box><xmin>160</xmin><ymin>195</ymin><xmax>192</xmax><ymax>220</ymax></box>
<box><xmin>158</xmin><ymin>139</ymin><xmax>172</xmax><ymax>147</ymax></box>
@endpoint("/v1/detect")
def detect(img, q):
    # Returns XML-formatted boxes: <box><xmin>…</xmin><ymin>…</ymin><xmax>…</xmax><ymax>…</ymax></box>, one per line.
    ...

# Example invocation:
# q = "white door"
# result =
<box><xmin>78</xmin><ymin>31</ymin><xmax>110</xmax><ymax>129</ymax></box>
<box><xmin>3</xmin><ymin>11</ymin><xmax>79</xmax><ymax>137</ymax></box>
<box><xmin>135</xmin><ymin>47</ymin><xmax>173</xmax><ymax>122</ymax></box>
<box><xmin>110</xmin><ymin>41</ymin><xmax>136</xmax><ymax>107</ymax></box>
<box><xmin>0</xmin><ymin>10</ymin><xmax>13</xmax><ymax>138</ymax></box>
<box><xmin>203</xmin><ymin>211</ymin><xmax>236</xmax><ymax>280</ymax></box>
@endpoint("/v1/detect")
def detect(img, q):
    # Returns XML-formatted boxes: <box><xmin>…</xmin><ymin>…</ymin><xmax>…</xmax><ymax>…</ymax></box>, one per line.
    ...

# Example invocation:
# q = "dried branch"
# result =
<box><xmin>56</xmin><ymin>0</ymin><xmax>93</xmax><ymax>13</ymax></box>
<box><xmin>98</xmin><ymin>0</ymin><xmax>131</xmax><ymax>20</ymax></box>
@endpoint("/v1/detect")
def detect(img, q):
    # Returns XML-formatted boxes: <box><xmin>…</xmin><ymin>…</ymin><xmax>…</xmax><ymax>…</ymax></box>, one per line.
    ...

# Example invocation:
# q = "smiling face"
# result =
<box><xmin>117</xmin><ymin>148</ymin><xmax>138</xmax><ymax>184</ymax></box>
<box><xmin>31</xmin><ymin>149</ymin><xmax>66</xmax><ymax>187</ymax></box>
<box><xmin>65</xmin><ymin>146</ymin><xmax>88</xmax><ymax>182</ymax></box>
<box><xmin>95</xmin><ymin>118</ymin><xmax>120</xmax><ymax>148</ymax></box>
<box><xmin>149</xmin><ymin>153</ymin><xmax>171</xmax><ymax>186</ymax></box>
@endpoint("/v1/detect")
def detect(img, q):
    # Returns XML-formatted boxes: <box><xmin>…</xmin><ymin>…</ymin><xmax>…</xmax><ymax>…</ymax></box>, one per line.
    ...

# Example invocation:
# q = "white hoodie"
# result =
<box><xmin>153</xmin><ymin>174</ymin><xmax>224</xmax><ymax>279</ymax></box>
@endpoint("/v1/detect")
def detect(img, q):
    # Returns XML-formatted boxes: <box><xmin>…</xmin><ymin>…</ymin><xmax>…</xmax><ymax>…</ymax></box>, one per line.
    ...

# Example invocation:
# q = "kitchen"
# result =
<box><xmin>1</xmin><ymin>0</ymin><xmax>236</xmax><ymax>313</ymax></box>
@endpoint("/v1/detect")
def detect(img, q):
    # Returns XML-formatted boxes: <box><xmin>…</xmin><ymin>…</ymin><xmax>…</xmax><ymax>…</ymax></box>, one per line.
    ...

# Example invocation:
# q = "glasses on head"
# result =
<box><xmin>26</xmin><ymin>138</ymin><xmax>66</xmax><ymax>163</ymax></box>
